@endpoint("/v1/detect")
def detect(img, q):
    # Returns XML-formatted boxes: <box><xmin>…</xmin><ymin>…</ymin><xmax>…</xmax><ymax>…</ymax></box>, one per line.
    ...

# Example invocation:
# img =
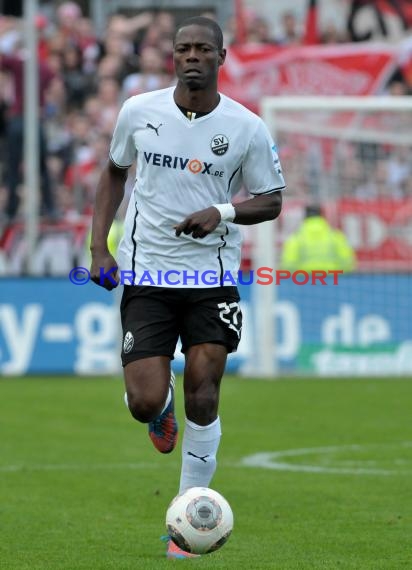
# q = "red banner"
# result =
<box><xmin>337</xmin><ymin>198</ymin><xmax>412</xmax><ymax>271</ymax></box>
<box><xmin>219</xmin><ymin>42</ymin><xmax>412</xmax><ymax>113</ymax></box>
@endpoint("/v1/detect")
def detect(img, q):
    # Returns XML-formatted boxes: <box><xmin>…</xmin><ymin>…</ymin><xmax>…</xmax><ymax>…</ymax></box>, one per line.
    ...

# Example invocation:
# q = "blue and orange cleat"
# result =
<box><xmin>148</xmin><ymin>373</ymin><xmax>178</xmax><ymax>454</ymax></box>
<box><xmin>162</xmin><ymin>536</ymin><xmax>200</xmax><ymax>559</ymax></box>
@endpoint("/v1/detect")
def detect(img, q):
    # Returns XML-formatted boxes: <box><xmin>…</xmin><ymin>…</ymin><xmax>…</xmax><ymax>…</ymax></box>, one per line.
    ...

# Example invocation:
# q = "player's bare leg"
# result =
<box><xmin>179</xmin><ymin>343</ymin><xmax>227</xmax><ymax>493</ymax></box>
<box><xmin>124</xmin><ymin>356</ymin><xmax>178</xmax><ymax>453</ymax></box>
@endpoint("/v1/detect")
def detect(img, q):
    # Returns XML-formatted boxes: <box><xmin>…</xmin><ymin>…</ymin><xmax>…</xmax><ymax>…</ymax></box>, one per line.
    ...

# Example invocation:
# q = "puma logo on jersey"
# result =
<box><xmin>187</xmin><ymin>452</ymin><xmax>209</xmax><ymax>463</ymax></box>
<box><xmin>146</xmin><ymin>123</ymin><xmax>163</xmax><ymax>136</ymax></box>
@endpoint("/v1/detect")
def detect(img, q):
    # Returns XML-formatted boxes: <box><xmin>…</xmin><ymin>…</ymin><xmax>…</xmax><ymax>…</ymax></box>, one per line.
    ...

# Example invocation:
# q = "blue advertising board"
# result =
<box><xmin>269</xmin><ymin>275</ymin><xmax>412</xmax><ymax>375</ymax></box>
<box><xmin>0</xmin><ymin>276</ymin><xmax>411</xmax><ymax>376</ymax></box>
<box><xmin>0</xmin><ymin>279</ymin><xmax>119</xmax><ymax>375</ymax></box>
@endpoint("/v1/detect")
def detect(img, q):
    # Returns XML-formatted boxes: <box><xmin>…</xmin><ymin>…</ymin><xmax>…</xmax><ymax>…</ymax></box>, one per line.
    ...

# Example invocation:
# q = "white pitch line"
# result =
<box><xmin>240</xmin><ymin>442</ymin><xmax>412</xmax><ymax>476</ymax></box>
<box><xmin>0</xmin><ymin>462</ymin><xmax>177</xmax><ymax>473</ymax></box>
<box><xmin>1</xmin><ymin>442</ymin><xmax>411</xmax><ymax>476</ymax></box>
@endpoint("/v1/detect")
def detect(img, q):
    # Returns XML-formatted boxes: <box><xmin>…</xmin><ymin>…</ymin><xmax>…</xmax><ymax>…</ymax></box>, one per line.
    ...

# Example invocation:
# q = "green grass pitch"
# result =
<box><xmin>1</xmin><ymin>376</ymin><xmax>412</xmax><ymax>569</ymax></box>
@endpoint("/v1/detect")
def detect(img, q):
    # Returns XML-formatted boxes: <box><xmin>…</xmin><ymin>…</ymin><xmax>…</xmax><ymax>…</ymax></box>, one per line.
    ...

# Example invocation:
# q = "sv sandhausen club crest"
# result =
<box><xmin>211</xmin><ymin>134</ymin><xmax>229</xmax><ymax>156</ymax></box>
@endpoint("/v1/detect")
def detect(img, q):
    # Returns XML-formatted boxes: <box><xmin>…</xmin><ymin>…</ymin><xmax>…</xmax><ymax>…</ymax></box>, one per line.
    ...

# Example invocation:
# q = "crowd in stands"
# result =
<box><xmin>0</xmin><ymin>1</ymin><xmax>411</xmax><ymax>231</ymax></box>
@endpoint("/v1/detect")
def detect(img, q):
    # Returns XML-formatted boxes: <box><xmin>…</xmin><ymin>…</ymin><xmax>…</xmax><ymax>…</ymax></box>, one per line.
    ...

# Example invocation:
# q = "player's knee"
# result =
<box><xmin>126</xmin><ymin>392</ymin><xmax>162</xmax><ymax>423</ymax></box>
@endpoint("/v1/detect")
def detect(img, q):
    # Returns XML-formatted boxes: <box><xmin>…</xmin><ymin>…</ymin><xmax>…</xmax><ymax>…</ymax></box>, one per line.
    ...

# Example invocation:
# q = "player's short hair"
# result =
<box><xmin>173</xmin><ymin>16</ymin><xmax>224</xmax><ymax>50</ymax></box>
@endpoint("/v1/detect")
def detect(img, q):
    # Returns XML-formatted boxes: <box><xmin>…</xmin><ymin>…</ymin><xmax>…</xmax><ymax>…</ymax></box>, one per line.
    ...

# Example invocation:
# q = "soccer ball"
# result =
<box><xmin>165</xmin><ymin>487</ymin><xmax>234</xmax><ymax>554</ymax></box>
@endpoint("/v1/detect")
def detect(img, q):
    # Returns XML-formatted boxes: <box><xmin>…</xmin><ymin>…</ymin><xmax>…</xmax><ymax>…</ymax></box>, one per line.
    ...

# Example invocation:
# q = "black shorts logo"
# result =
<box><xmin>123</xmin><ymin>331</ymin><xmax>134</xmax><ymax>354</ymax></box>
<box><xmin>211</xmin><ymin>134</ymin><xmax>229</xmax><ymax>156</ymax></box>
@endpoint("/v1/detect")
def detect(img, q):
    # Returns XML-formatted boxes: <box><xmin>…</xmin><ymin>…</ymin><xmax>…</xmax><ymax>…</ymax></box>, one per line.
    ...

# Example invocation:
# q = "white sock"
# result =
<box><xmin>179</xmin><ymin>417</ymin><xmax>222</xmax><ymax>494</ymax></box>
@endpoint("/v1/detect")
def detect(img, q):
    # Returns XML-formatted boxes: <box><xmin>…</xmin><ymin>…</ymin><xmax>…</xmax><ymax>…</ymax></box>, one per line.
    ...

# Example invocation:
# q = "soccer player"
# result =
<box><xmin>90</xmin><ymin>16</ymin><xmax>285</xmax><ymax>558</ymax></box>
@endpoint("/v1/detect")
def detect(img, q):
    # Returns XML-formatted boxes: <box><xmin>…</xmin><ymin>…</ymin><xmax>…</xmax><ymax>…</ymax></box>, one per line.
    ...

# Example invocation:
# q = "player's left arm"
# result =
<box><xmin>174</xmin><ymin>191</ymin><xmax>282</xmax><ymax>238</ymax></box>
<box><xmin>231</xmin><ymin>191</ymin><xmax>282</xmax><ymax>224</ymax></box>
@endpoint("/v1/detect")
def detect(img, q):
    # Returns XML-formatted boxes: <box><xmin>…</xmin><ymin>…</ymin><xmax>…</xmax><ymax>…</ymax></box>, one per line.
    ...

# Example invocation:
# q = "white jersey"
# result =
<box><xmin>110</xmin><ymin>87</ymin><xmax>285</xmax><ymax>287</ymax></box>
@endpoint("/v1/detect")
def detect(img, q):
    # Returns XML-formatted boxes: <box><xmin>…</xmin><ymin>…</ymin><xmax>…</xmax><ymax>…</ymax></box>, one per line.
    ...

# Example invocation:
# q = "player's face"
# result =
<box><xmin>173</xmin><ymin>24</ymin><xmax>226</xmax><ymax>90</ymax></box>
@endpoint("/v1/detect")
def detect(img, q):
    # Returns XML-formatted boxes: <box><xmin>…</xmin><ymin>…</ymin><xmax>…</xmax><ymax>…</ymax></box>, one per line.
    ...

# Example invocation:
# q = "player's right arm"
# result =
<box><xmin>90</xmin><ymin>160</ymin><xmax>128</xmax><ymax>290</ymax></box>
<box><xmin>91</xmin><ymin>99</ymin><xmax>136</xmax><ymax>290</ymax></box>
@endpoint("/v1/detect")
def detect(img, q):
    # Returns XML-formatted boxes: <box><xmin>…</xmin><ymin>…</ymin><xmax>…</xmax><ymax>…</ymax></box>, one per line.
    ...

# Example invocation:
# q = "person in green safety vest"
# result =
<box><xmin>280</xmin><ymin>205</ymin><xmax>356</xmax><ymax>273</ymax></box>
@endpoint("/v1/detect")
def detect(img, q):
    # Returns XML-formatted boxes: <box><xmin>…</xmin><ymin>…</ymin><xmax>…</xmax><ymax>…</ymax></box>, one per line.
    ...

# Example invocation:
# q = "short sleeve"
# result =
<box><xmin>109</xmin><ymin>100</ymin><xmax>136</xmax><ymax>168</ymax></box>
<box><xmin>242</xmin><ymin>119</ymin><xmax>286</xmax><ymax>196</ymax></box>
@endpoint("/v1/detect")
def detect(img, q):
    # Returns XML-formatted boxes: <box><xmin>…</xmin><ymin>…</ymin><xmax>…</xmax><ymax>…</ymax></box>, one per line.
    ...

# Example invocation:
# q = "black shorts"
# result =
<box><xmin>120</xmin><ymin>285</ymin><xmax>242</xmax><ymax>366</ymax></box>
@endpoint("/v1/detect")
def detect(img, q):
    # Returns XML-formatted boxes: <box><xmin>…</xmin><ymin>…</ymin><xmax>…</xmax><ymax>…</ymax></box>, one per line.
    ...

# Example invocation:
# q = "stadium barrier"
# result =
<box><xmin>0</xmin><ymin>276</ymin><xmax>411</xmax><ymax>376</ymax></box>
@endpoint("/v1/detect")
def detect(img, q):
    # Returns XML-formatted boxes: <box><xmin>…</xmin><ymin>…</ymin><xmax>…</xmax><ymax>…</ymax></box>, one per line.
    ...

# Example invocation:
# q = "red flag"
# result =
<box><xmin>303</xmin><ymin>0</ymin><xmax>320</xmax><ymax>45</ymax></box>
<box><xmin>234</xmin><ymin>0</ymin><xmax>247</xmax><ymax>44</ymax></box>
